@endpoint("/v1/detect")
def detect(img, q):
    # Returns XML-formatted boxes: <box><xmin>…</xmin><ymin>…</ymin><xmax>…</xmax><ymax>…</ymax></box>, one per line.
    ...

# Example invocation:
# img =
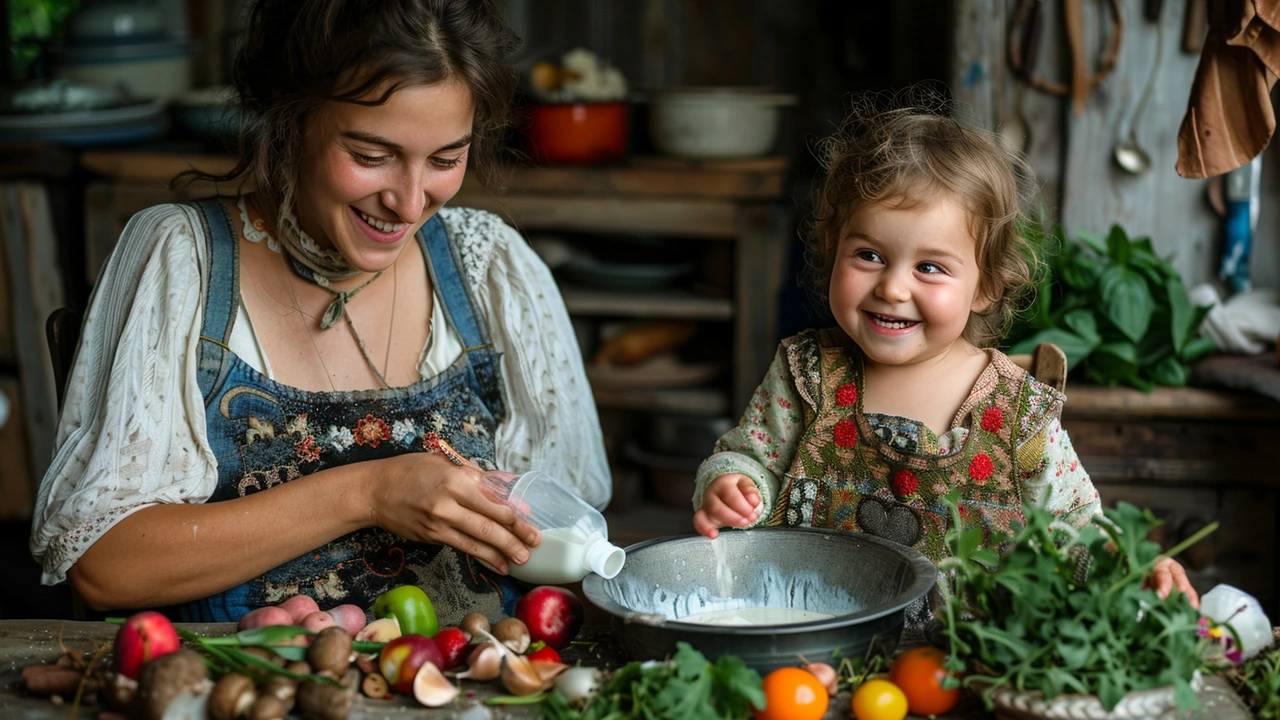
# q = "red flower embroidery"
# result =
<box><xmin>836</xmin><ymin>383</ymin><xmax>858</xmax><ymax>407</ymax></box>
<box><xmin>969</xmin><ymin>453</ymin><xmax>994</xmax><ymax>481</ymax></box>
<box><xmin>834</xmin><ymin>419</ymin><xmax>858</xmax><ymax>448</ymax></box>
<box><xmin>295</xmin><ymin>436</ymin><xmax>320</xmax><ymax>462</ymax></box>
<box><xmin>892</xmin><ymin>469</ymin><xmax>919</xmax><ymax>497</ymax></box>
<box><xmin>981</xmin><ymin>408</ymin><xmax>1004</xmax><ymax>433</ymax></box>
<box><xmin>355</xmin><ymin>414</ymin><xmax>391</xmax><ymax>448</ymax></box>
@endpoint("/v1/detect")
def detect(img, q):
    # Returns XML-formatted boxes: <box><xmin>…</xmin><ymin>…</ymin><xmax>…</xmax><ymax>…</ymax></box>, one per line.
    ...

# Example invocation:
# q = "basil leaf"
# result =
<box><xmin>1098</xmin><ymin>266</ymin><xmax>1153</xmax><ymax>343</ymax></box>
<box><xmin>1105</xmin><ymin>225</ymin><xmax>1131</xmax><ymax>266</ymax></box>
<box><xmin>1167</xmin><ymin>279</ymin><xmax>1192</xmax><ymax>353</ymax></box>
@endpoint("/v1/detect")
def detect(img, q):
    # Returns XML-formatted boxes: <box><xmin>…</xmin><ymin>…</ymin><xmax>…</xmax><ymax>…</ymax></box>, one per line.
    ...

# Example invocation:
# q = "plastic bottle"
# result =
<box><xmin>485</xmin><ymin>470</ymin><xmax>625</xmax><ymax>584</ymax></box>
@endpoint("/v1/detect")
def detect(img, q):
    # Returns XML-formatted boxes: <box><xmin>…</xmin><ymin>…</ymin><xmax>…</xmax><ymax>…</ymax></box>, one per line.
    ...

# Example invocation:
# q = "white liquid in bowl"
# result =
<box><xmin>680</xmin><ymin>607</ymin><xmax>835</xmax><ymax>626</ymax></box>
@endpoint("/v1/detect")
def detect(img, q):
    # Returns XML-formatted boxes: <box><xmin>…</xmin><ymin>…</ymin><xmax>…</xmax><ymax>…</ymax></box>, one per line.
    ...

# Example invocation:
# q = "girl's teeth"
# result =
<box><xmin>870</xmin><ymin>313</ymin><xmax>915</xmax><ymax>330</ymax></box>
<box><xmin>357</xmin><ymin>209</ymin><xmax>407</xmax><ymax>233</ymax></box>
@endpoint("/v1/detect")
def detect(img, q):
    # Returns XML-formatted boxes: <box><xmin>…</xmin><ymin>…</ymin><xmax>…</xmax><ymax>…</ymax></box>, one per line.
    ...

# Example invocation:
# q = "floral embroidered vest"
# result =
<box><xmin>772</xmin><ymin>328</ymin><xmax>1065</xmax><ymax>563</ymax></box>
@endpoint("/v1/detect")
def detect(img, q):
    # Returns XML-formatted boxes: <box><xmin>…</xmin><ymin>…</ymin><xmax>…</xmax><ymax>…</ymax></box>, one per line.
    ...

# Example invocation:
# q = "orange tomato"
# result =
<box><xmin>752</xmin><ymin>666</ymin><xmax>829</xmax><ymax>720</ymax></box>
<box><xmin>889</xmin><ymin>646</ymin><xmax>961</xmax><ymax>715</ymax></box>
<box><xmin>851</xmin><ymin>678</ymin><xmax>908</xmax><ymax>720</ymax></box>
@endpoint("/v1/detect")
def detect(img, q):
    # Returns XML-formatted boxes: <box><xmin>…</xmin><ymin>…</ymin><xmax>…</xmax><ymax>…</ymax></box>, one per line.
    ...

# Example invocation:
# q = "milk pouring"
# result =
<box><xmin>485</xmin><ymin>471</ymin><xmax>625</xmax><ymax>584</ymax></box>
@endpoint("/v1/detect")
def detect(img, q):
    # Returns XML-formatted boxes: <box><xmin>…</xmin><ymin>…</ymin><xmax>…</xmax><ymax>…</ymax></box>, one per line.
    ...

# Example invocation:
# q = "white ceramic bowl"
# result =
<box><xmin>648</xmin><ymin>87</ymin><xmax>796</xmax><ymax>159</ymax></box>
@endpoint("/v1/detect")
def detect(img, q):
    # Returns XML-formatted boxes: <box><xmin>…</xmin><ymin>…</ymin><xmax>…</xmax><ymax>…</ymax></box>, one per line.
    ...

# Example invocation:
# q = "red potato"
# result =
<box><xmin>278</xmin><ymin>594</ymin><xmax>321</xmax><ymax>624</ymax></box>
<box><xmin>237</xmin><ymin>605</ymin><xmax>295</xmax><ymax>632</ymax></box>
<box><xmin>326</xmin><ymin>604</ymin><xmax>368</xmax><ymax>635</ymax></box>
<box><xmin>301</xmin><ymin>611</ymin><xmax>338</xmax><ymax>632</ymax></box>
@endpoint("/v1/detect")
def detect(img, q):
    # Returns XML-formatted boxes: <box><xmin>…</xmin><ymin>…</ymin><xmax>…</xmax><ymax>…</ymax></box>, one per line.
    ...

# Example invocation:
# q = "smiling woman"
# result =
<box><xmin>29</xmin><ymin>0</ymin><xmax>611</xmax><ymax>627</ymax></box>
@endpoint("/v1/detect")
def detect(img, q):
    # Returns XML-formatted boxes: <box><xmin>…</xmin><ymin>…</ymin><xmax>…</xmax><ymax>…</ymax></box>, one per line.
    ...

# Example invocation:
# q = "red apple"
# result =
<box><xmin>514</xmin><ymin>586</ymin><xmax>584</xmax><ymax>650</ymax></box>
<box><xmin>113</xmin><ymin>611</ymin><xmax>181</xmax><ymax>679</ymax></box>
<box><xmin>378</xmin><ymin>634</ymin><xmax>444</xmax><ymax>694</ymax></box>
<box><xmin>431</xmin><ymin>628</ymin><xmax>469</xmax><ymax>671</ymax></box>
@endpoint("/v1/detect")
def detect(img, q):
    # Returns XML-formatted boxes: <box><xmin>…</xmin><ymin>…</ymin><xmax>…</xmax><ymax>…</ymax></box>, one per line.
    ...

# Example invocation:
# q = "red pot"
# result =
<box><xmin>523</xmin><ymin>102</ymin><xmax>628</xmax><ymax>165</ymax></box>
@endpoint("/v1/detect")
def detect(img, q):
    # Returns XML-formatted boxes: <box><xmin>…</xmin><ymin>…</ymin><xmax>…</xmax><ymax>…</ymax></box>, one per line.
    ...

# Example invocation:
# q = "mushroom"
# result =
<box><xmin>208</xmin><ymin>673</ymin><xmax>256</xmax><ymax>720</ymax></box>
<box><xmin>306</xmin><ymin>627</ymin><xmax>353</xmax><ymax>677</ymax></box>
<box><xmin>284</xmin><ymin>660</ymin><xmax>311</xmax><ymax>676</ymax></box>
<box><xmin>132</xmin><ymin>649</ymin><xmax>212</xmax><ymax>720</ymax></box>
<box><xmin>296</xmin><ymin>668</ymin><xmax>359</xmax><ymax>720</ymax></box>
<box><xmin>238</xmin><ymin>647</ymin><xmax>285</xmax><ymax>667</ymax></box>
<box><xmin>459</xmin><ymin>612</ymin><xmax>490</xmax><ymax>639</ymax></box>
<box><xmin>360</xmin><ymin>672</ymin><xmax>389</xmax><ymax>699</ymax></box>
<box><xmin>246</xmin><ymin>694</ymin><xmax>289</xmax><ymax>720</ymax></box>
<box><xmin>491</xmin><ymin>617</ymin><xmax>530</xmax><ymax>654</ymax></box>
<box><xmin>260</xmin><ymin>674</ymin><xmax>297</xmax><ymax>710</ymax></box>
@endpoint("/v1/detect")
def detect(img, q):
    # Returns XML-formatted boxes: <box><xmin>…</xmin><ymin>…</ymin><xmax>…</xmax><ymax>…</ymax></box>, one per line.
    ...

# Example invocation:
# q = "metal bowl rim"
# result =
<box><xmin>584</xmin><ymin>527</ymin><xmax>938</xmax><ymax>635</ymax></box>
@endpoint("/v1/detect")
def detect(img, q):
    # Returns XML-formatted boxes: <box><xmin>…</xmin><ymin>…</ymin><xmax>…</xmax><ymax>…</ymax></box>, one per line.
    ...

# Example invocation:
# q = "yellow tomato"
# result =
<box><xmin>851</xmin><ymin>678</ymin><xmax>908</xmax><ymax>720</ymax></box>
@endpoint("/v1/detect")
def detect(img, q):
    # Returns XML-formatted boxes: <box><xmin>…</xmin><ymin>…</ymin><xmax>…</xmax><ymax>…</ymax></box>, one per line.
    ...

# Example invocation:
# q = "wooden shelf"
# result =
<box><xmin>562</xmin><ymin>287</ymin><xmax>733</xmax><ymax>320</ymax></box>
<box><xmin>452</xmin><ymin>189</ymin><xmax>738</xmax><ymax>238</ymax></box>
<box><xmin>1063</xmin><ymin>385</ymin><xmax>1280</xmax><ymax>421</ymax></box>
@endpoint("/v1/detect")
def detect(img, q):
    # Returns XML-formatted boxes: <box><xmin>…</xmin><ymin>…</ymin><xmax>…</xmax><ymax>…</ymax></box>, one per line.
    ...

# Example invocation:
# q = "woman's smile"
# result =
<box><xmin>352</xmin><ymin>206</ymin><xmax>410</xmax><ymax>244</ymax></box>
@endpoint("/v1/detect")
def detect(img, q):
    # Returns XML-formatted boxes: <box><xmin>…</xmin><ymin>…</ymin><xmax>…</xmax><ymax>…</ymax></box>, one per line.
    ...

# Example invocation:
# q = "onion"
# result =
<box><xmin>554</xmin><ymin>666</ymin><xmax>603</xmax><ymax>707</ymax></box>
<box><xmin>798</xmin><ymin>655</ymin><xmax>838</xmax><ymax>696</ymax></box>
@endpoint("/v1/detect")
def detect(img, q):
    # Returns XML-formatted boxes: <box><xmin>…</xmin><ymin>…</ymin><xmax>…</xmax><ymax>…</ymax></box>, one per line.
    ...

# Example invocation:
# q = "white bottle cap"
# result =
<box><xmin>583</xmin><ymin>532</ymin><xmax>625</xmax><ymax>579</ymax></box>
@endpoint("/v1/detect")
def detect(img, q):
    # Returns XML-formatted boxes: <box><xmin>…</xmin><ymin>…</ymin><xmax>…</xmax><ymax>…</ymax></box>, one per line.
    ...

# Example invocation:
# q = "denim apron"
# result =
<box><xmin>180</xmin><ymin>198</ymin><xmax>523</xmax><ymax>624</ymax></box>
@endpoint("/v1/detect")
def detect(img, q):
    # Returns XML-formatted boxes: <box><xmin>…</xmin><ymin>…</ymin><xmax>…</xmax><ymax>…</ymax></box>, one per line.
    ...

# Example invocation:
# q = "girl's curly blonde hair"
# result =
<box><xmin>803</xmin><ymin>91</ymin><xmax>1042</xmax><ymax>348</ymax></box>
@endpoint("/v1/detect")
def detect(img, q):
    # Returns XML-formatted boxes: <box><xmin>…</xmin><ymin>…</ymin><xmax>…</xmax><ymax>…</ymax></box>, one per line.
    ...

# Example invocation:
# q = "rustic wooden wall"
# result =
<box><xmin>952</xmin><ymin>0</ymin><xmax>1279</xmax><ymax>291</ymax></box>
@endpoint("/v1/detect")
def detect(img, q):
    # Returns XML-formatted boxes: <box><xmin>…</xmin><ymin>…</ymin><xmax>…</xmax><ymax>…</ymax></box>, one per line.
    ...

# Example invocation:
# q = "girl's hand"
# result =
<box><xmin>367</xmin><ymin>453</ymin><xmax>540</xmax><ymax>574</ymax></box>
<box><xmin>1150</xmin><ymin>557</ymin><xmax>1200</xmax><ymax>609</ymax></box>
<box><xmin>693</xmin><ymin>474</ymin><xmax>762</xmax><ymax>539</ymax></box>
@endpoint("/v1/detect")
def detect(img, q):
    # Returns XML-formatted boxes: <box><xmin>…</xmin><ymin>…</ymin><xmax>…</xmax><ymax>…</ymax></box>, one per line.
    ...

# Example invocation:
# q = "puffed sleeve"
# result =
<box><xmin>1017</xmin><ymin>416</ymin><xmax>1100</xmax><ymax>530</ymax></box>
<box><xmin>692</xmin><ymin>341</ymin><xmax>807</xmax><ymax>527</ymax></box>
<box><xmin>471</xmin><ymin>221</ymin><xmax>612</xmax><ymax>510</ymax></box>
<box><xmin>30</xmin><ymin>204</ymin><xmax>219</xmax><ymax>584</ymax></box>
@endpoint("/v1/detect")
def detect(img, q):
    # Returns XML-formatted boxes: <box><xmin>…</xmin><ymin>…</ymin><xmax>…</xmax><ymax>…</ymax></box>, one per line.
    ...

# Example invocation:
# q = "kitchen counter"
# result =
<box><xmin>0</xmin><ymin>620</ymin><xmax>1256</xmax><ymax>719</ymax></box>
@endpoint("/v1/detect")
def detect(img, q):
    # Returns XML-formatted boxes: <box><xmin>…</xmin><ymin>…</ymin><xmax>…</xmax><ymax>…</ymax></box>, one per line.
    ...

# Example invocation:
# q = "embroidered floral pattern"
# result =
<box><xmin>981</xmin><ymin>407</ymin><xmax>1004</xmax><ymax>433</ymax></box>
<box><xmin>326</xmin><ymin>425</ymin><xmax>355</xmax><ymax>451</ymax></box>
<box><xmin>391</xmin><ymin>418</ymin><xmax>416</xmax><ymax>444</ymax></box>
<box><xmin>969</xmin><ymin>453</ymin><xmax>994</xmax><ymax>481</ymax></box>
<box><xmin>295</xmin><ymin>436</ymin><xmax>320</xmax><ymax>462</ymax></box>
<box><xmin>834</xmin><ymin>419</ymin><xmax>858</xmax><ymax>448</ymax></box>
<box><xmin>354</xmin><ymin>415</ymin><xmax>391</xmax><ymax>448</ymax></box>
<box><xmin>836</xmin><ymin>383</ymin><xmax>858</xmax><ymax>407</ymax></box>
<box><xmin>892</xmin><ymin>468</ymin><xmax>919</xmax><ymax>497</ymax></box>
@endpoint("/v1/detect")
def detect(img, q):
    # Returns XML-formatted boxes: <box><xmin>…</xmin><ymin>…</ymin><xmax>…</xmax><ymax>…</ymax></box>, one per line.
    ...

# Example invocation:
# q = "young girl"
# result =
<box><xmin>691</xmin><ymin>101</ymin><xmax>1197</xmax><ymax>607</ymax></box>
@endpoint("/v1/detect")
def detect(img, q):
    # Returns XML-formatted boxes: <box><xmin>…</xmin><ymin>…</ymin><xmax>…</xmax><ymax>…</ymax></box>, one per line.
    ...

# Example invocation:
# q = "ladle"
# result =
<box><xmin>1113</xmin><ymin>1</ymin><xmax>1165</xmax><ymax>174</ymax></box>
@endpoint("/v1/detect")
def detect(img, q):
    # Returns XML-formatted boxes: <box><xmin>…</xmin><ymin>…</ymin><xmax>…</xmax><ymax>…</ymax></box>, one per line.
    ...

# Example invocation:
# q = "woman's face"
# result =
<box><xmin>294</xmin><ymin>77</ymin><xmax>475</xmax><ymax>272</ymax></box>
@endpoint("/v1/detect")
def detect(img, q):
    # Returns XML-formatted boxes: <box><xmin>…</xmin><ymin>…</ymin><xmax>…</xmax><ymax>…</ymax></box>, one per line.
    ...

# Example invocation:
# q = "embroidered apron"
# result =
<box><xmin>774</xmin><ymin>329</ymin><xmax>1040</xmax><ymax>563</ymax></box>
<box><xmin>180</xmin><ymin>198</ymin><xmax>522</xmax><ymax>624</ymax></box>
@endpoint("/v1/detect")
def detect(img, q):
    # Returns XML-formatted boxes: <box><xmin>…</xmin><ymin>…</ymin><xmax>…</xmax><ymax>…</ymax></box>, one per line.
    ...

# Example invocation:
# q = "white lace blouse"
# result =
<box><xmin>30</xmin><ymin>202</ymin><xmax>612</xmax><ymax>585</ymax></box>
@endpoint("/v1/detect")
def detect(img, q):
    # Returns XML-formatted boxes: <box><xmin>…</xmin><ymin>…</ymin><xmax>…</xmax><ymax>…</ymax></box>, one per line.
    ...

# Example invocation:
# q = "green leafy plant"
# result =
<box><xmin>1004</xmin><ymin>223</ymin><xmax>1217</xmax><ymax>390</ymax></box>
<box><xmin>939</xmin><ymin>493</ymin><xmax>1218</xmax><ymax>711</ymax></box>
<box><xmin>1224</xmin><ymin>644</ymin><xmax>1280</xmax><ymax>718</ymax></box>
<box><xmin>538</xmin><ymin>642</ymin><xmax>765</xmax><ymax>720</ymax></box>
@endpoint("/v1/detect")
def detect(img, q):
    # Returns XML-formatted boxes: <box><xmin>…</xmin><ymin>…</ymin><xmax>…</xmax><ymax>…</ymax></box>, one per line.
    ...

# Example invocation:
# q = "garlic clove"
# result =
<box><xmin>499</xmin><ymin>652</ymin><xmax>549</xmax><ymax>696</ymax></box>
<box><xmin>454</xmin><ymin>642</ymin><xmax>501</xmax><ymax>681</ymax></box>
<box><xmin>531</xmin><ymin>660</ymin><xmax>569</xmax><ymax>684</ymax></box>
<box><xmin>412</xmin><ymin>662</ymin><xmax>459</xmax><ymax>708</ymax></box>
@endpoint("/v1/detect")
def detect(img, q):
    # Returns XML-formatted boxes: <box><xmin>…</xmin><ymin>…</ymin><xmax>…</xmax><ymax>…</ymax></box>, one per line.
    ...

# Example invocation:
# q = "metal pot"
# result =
<box><xmin>582</xmin><ymin>527</ymin><xmax>936</xmax><ymax>672</ymax></box>
<box><xmin>648</xmin><ymin>87</ymin><xmax>796</xmax><ymax>159</ymax></box>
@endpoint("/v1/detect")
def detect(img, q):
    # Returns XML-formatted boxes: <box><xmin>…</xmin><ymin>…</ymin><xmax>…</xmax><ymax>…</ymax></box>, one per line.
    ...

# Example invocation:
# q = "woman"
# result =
<box><xmin>30</xmin><ymin>0</ymin><xmax>611</xmax><ymax>624</ymax></box>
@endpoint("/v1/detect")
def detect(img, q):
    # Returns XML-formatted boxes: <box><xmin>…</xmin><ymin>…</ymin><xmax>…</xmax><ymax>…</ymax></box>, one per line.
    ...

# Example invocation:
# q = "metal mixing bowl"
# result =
<box><xmin>583</xmin><ymin>527</ymin><xmax>936</xmax><ymax>672</ymax></box>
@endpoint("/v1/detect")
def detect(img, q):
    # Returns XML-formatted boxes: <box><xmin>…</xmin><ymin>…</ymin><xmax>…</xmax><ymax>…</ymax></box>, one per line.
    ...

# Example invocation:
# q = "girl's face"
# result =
<box><xmin>828</xmin><ymin>194</ymin><xmax>990</xmax><ymax>369</ymax></box>
<box><xmin>294</xmin><ymin>78</ymin><xmax>475</xmax><ymax>272</ymax></box>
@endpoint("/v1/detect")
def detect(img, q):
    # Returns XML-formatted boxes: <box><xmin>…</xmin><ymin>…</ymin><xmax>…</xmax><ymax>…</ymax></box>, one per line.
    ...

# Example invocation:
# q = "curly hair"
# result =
<box><xmin>181</xmin><ymin>0</ymin><xmax>520</xmax><ymax>225</ymax></box>
<box><xmin>802</xmin><ymin>90</ymin><xmax>1042</xmax><ymax>347</ymax></box>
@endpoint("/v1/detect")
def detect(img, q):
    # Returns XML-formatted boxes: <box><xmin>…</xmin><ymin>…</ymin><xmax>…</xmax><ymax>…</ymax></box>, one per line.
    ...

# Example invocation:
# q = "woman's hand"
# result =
<box><xmin>693</xmin><ymin>474</ymin><xmax>761</xmax><ymax>539</ymax></box>
<box><xmin>1150</xmin><ymin>557</ymin><xmax>1200</xmax><ymax>609</ymax></box>
<box><xmin>368</xmin><ymin>453</ymin><xmax>540</xmax><ymax>574</ymax></box>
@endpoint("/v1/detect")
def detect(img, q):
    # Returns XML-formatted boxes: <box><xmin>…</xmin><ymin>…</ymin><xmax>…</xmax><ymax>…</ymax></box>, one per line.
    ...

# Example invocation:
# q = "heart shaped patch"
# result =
<box><xmin>855</xmin><ymin>496</ymin><xmax>923</xmax><ymax>547</ymax></box>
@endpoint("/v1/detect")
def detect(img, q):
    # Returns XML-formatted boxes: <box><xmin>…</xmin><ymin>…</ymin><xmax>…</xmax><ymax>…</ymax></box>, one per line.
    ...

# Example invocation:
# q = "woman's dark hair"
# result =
<box><xmin>802</xmin><ymin>88</ymin><xmax>1042</xmax><ymax>347</ymax></box>
<box><xmin>184</xmin><ymin>0</ymin><xmax>520</xmax><ymax>222</ymax></box>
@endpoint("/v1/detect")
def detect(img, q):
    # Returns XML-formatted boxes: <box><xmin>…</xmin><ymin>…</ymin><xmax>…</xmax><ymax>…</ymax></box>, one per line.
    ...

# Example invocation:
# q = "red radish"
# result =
<box><xmin>278</xmin><ymin>594</ymin><xmax>320</xmax><ymax>624</ymax></box>
<box><xmin>526</xmin><ymin>646</ymin><xmax>561</xmax><ymax>663</ymax></box>
<box><xmin>113</xmin><ymin>611</ymin><xmax>180</xmax><ymax>679</ymax></box>
<box><xmin>326</xmin><ymin>604</ymin><xmax>368</xmax><ymax>635</ymax></box>
<box><xmin>431</xmin><ymin>628</ymin><xmax>469</xmax><ymax>671</ymax></box>
<box><xmin>300</xmin><ymin>611</ymin><xmax>337</xmax><ymax>632</ymax></box>
<box><xmin>237</xmin><ymin>605</ymin><xmax>294</xmax><ymax>631</ymax></box>
<box><xmin>514</xmin><ymin>586</ymin><xmax>584</xmax><ymax>650</ymax></box>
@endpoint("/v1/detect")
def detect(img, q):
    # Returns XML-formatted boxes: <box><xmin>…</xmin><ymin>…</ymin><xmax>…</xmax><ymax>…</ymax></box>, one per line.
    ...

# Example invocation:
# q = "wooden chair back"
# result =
<box><xmin>1009</xmin><ymin>341</ymin><xmax>1068</xmax><ymax>393</ymax></box>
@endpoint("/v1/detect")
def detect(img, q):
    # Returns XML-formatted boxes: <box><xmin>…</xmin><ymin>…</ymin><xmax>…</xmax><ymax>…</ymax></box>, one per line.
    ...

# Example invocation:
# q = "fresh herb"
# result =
<box><xmin>538</xmin><ymin>642</ymin><xmax>765</xmax><ymax>720</ymax></box>
<box><xmin>1225</xmin><ymin>645</ymin><xmax>1280</xmax><ymax>719</ymax></box>
<box><xmin>939</xmin><ymin>493</ymin><xmax>1218</xmax><ymax>711</ymax></box>
<box><xmin>1004</xmin><ymin>222</ymin><xmax>1216</xmax><ymax>390</ymax></box>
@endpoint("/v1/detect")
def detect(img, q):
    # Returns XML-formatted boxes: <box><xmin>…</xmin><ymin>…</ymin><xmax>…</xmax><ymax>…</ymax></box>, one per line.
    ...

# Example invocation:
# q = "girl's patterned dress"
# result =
<box><xmin>180</xmin><ymin>198</ymin><xmax>523</xmax><ymax>624</ymax></box>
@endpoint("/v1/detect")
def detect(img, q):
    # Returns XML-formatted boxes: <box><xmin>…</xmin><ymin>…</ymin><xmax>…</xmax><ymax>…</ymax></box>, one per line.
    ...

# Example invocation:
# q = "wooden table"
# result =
<box><xmin>0</xmin><ymin>620</ymin><xmax>1255</xmax><ymax>719</ymax></box>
